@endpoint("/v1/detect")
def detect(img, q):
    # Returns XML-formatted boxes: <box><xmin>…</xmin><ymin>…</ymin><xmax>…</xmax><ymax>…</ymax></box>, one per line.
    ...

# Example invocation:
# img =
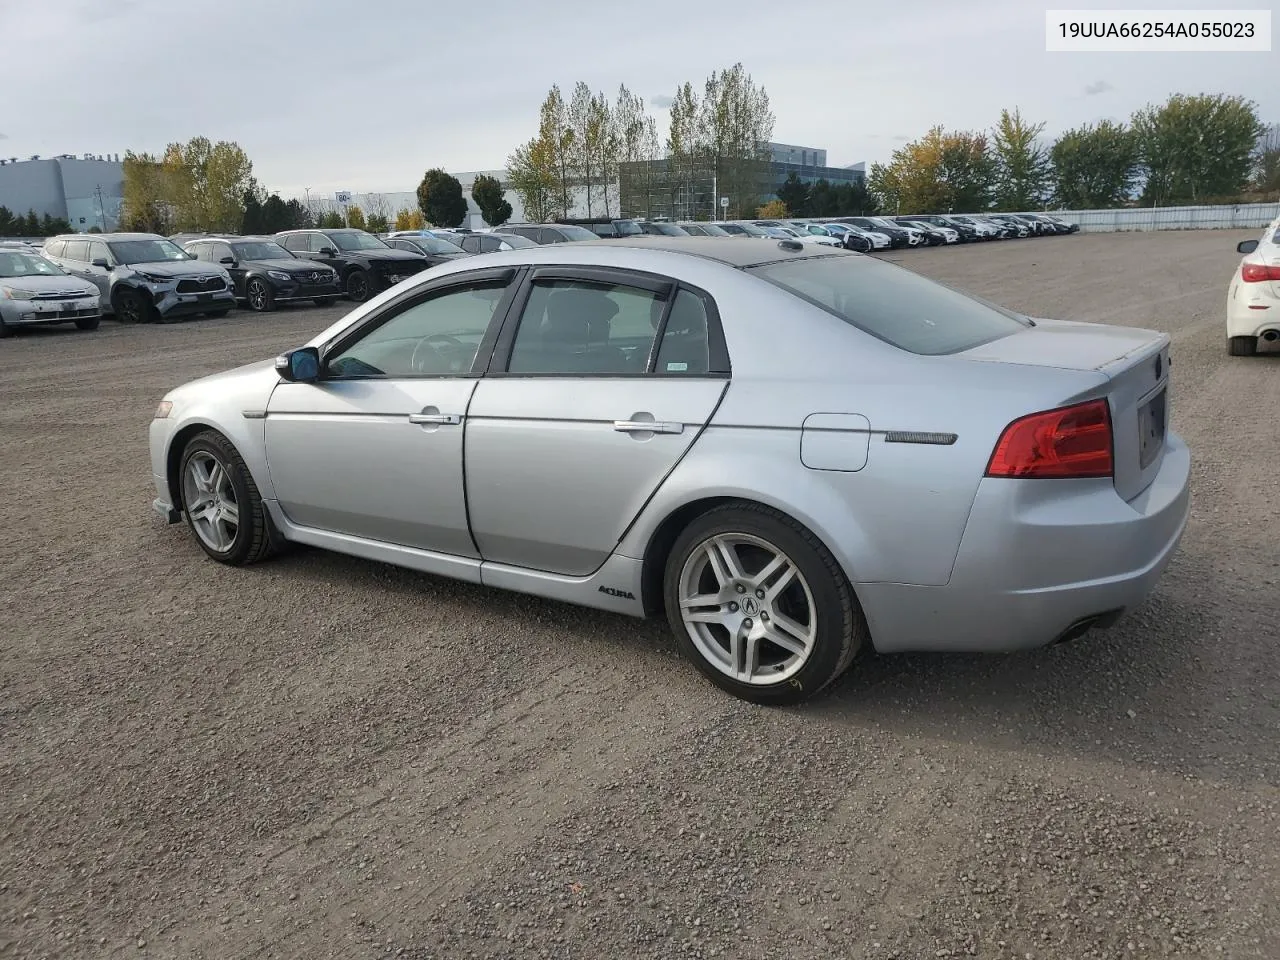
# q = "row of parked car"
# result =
<box><xmin>0</xmin><ymin>209</ymin><xmax>1078</xmax><ymax>334</ymax></box>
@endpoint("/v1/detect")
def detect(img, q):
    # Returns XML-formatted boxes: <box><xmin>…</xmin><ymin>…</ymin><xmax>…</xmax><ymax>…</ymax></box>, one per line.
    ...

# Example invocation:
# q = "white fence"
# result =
<box><xmin>1024</xmin><ymin>202</ymin><xmax>1280</xmax><ymax>234</ymax></box>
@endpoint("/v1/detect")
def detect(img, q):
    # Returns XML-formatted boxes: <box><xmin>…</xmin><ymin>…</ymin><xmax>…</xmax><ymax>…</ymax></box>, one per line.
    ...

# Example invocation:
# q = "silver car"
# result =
<box><xmin>0</xmin><ymin>247</ymin><xmax>101</xmax><ymax>336</ymax></box>
<box><xmin>148</xmin><ymin>236</ymin><xmax>1190</xmax><ymax>704</ymax></box>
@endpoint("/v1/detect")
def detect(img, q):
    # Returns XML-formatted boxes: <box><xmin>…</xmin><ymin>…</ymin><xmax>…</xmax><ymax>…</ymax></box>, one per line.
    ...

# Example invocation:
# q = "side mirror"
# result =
<box><xmin>91</xmin><ymin>258</ymin><xmax>110</xmax><ymax>269</ymax></box>
<box><xmin>276</xmin><ymin>346</ymin><xmax>321</xmax><ymax>383</ymax></box>
<box><xmin>319</xmin><ymin>247</ymin><xmax>337</xmax><ymax>257</ymax></box>
<box><xmin>219</xmin><ymin>256</ymin><xmax>237</xmax><ymax>267</ymax></box>
<box><xmin>1237</xmin><ymin>239</ymin><xmax>1259</xmax><ymax>254</ymax></box>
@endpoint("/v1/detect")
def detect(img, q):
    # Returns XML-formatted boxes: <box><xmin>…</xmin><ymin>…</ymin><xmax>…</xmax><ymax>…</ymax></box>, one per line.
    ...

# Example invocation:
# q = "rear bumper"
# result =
<box><xmin>1227</xmin><ymin>286</ymin><xmax>1279</xmax><ymax>338</ymax></box>
<box><xmin>857</xmin><ymin>430</ymin><xmax>1191</xmax><ymax>653</ymax></box>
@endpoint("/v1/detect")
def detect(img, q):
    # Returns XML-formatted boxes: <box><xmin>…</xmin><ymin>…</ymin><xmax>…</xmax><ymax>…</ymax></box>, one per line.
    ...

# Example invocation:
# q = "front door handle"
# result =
<box><xmin>408</xmin><ymin>412</ymin><xmax>461</xmax><ymax>425</ymax></box>
<box><xmin>614</xmin><ymin>419</ymin><xmax>684</xmax><ymax>435</ymax></box>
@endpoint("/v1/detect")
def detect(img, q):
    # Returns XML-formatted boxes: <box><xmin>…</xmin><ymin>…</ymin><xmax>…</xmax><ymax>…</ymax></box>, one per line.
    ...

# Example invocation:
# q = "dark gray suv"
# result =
<box><xmin>43</xmin><ymin>232</ymin><xmax>236</xmax><ymax>323</ymax></box>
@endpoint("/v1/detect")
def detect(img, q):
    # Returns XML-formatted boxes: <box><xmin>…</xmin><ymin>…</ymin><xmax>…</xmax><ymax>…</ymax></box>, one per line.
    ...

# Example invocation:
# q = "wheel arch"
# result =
<box><xmin>165</xmin><ymin>417</ymin><xmax>273</xmax><ymax>510</ymax></box>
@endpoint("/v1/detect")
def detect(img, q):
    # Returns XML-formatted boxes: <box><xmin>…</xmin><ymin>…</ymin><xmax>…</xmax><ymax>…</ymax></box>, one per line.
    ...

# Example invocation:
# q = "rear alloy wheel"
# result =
<box><xmin>113</xmin><ymin>288</ymin><xmax>153</xmax><ymax>324</ymax></box>
<box><xmin>246</xmin><ymin>278</ymin><xmax>273</xmax><ymax>312</ymax></box>
<box><xmin>178</xmin><ymin>430</ymin><xmax>280</xmax><ymax>566</ymax></box>
<box><xmin>1228</xmin><ymin>335</ymin><xmax>1258</xmax><ymax>357</ymax></box>
<box><xmin>664</xmin><ymin>503</ymin><xmax>866</xmax><ymax>705</ymax></box>
<box><xmin>346</xmin><ymin>269</ymin><xmax>371</xmax><ymax>302</ymax></box>
<box><xmin>75</xmin><ymin>316</ymin><xmax>100</xmax><ymax>331</ymax></box>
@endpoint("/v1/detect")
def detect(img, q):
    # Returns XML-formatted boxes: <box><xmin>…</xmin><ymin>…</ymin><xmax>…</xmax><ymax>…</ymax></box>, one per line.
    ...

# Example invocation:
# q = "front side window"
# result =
<box><xmin>280</xmin><ymin>234</ymin><xmax>308</xmax><ymax>253</ymax></box>
<box><xmin>326</xmin><ymin>281</ymin><xmax>508</xmax><ymax>378</ymax></box>
<box><xmin>88</xmin><ymin>241</ymin><xmax>110</xmax><ymax>263</ymax></box>
<box><xmin>748</xmin><ymin>255</ymin><xmax>1029</xmax><ymax>356</ymax></box>
<box><xmin>330</xmin><ymin>231</ymin><xmax>388</xmax><ymax>252</ymax></box>
<box><xmin>506</xmin><ymin>279</ymin><xmax>664</xmax><ymax>375</ymax></box>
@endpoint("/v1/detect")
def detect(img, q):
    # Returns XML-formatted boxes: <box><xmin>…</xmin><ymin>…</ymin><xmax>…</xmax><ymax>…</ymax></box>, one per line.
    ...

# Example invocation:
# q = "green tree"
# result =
<box><xmin>1049</xmin><ymin>120</ymin><xmax>1139</xmax><ymax>208</ymax></box>
<box><xmin>87</xmin><ymin>225</ymin><xmax>103</xmax><ymax>234</ymax></box>
<box><xmin>120</xmin><ymin>151</ymin><xmax>178</xmax><ymax>233</ymax></box>
<box><xmin>666</xmin><ymin>81</ymin><xmax>701</xmax><ymax>217</ymax></box>
<box><xmin>284</xmin><ymin>199</ymin><xmax>313</xmax><ymax>229</ymax></box>
<box><xmin>940</xmin><ymin>131</ymin><xmax>995</xmax><ymax>211</ymax></box>
<box><xmin>1132</xmin><ymin>93</ymin><xmax>1262</xmax><ymax>205</ymax></box>
<box><xmin>534</xmin><ymin>86</ymin><xmax>575</xmax><ymax>217</ymax></box>
<box><xmin>615</xmin><ymin>84</ymin><xmax>661</xmax><ymax>219</ymax></box>
<box><xmin>0</xmin><ymin>206</ymin><xmax>14</xmax><ymax>234</ymax></box>
<box><xmin>261</xmin><ymin>193</ymin><xmax>289</xmax><ymax>232</ymax></box>
<box><xmin>23</xmin><ymin>210</ymin><xmax>40</xmax><ymax>235</ymax></box>
<box><xmin>507</xmin><ymin>138</ymin><xmax>560</xmax><ymax>223</ymax></box>
<box><xmin>241</xmin><ymin>188</ymin><xmax>265</xmax><ymax>233</ymax></box>
<box><xmin>166</xmin><ymin>137</ymin><xmax>255</xmax><ymax>231</ymax></box>
<box><xmin>346</xmin><ymin>204</ymin><xmax>367</xmax><ymax>230</ymax></box>
<box><xmin>776</xmin><ymin>173</ymin><xmax>811</xmax><ymax>216</ymax></box>
<box><xmin>366</xmin><ymin>212</ymin><xmax>389</xmax><ymax>233</ymax></box>
<box><xmin>416</xmin><ymin>168</ymin><xmax>468</xmax><ymax>227</ymax></box>
<box><xmin>696</xmin><ymin>63</ymin><xmax>774</xmax><ymax>219</ymax></box>
<box><xmin>991</xmin><ymin>108</ymin><xmax>1051</xmax><ymax>210</ymax></box>
<box><xmin>318</xmin><ymin>210</ymin><xmax>345</xmax><ymax>229</ymax></box>
<box><xmin>833</xmin><ymin>180</ymin><xmax>879</xmax><ymax>216</ymax></box>
<box><xmin>471</xmin><ymin>173</ymin><xmax>512</xmax><ymax>226</ymax></box>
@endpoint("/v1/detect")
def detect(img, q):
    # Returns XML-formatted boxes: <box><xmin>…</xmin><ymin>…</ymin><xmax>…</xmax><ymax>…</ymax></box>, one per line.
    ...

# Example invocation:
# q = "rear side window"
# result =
<box><xmin>64</xmin><ymin>239</ymin><xmax>90</xmax><ymax>262</ymax></box>
<box><xmin>748</xmin><ymin>255</ymin><xmax>1029</xmax><ymax>356</ymax></box>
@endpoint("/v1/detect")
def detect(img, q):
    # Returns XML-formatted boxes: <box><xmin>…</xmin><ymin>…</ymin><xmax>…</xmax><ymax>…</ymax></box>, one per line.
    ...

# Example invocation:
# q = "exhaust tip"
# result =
<box><xmin>1052</xmin><ymin>608</ymin><xmax>1124</xmax><ymax>646</ymax></box>
<box><xmin>1261</xmin><ymin>330</ymin><xmax>1280</xmax><ymax>342</ymax></box>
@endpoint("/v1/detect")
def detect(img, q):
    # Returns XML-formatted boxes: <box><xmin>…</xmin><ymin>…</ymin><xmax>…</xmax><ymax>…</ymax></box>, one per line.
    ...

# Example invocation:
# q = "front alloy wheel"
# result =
<box><xmin>182</xmin><ymin>450</ymin><xmax>241</xmax><ymax>554</ymax></box>
<box><xmin>664</xmin><ymin>503</ymin><xmax>866</xmax><ymax>705</ymax></box>
<box><xmin>177</xmin><ymin>430</ymin><xmax>280</xmax><ymax>566</ymax></box>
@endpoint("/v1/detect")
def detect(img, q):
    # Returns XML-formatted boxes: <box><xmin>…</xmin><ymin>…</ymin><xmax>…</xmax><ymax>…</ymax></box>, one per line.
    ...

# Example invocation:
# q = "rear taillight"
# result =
<box><xmin>985</xmin><ymin>399</ymin><xmax>1113</xmax><ymax>479</ymax></box>
<box><xmin>1241</xmin><ymin>262</ymin><xmax>1280</xmax><ymax>283</ymax></box>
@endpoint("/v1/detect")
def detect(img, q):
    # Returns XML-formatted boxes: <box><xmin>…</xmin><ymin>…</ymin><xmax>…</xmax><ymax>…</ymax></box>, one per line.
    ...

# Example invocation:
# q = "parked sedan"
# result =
<box><xmin>383</xmin><ymin>233</ymin><xmax>473</xmax><ymax>265</ymax></box>
<box><xmin>1226</xmin><ymin>217</ymin><xmax>1280</xmax><ymax>356</ymax></box>
<box><xmin>638</xmin><ymin>222</ymin><xmax>692</xmax><ymax>237</ymax></box>
<box><xmin>716</xmin><ymin>222</ymin><xmax>771</xmax><ymax>238</ymax></box>
<box><xmin>820</xmin><ymin>222</ymin><xmax>889</xmax><ymax>251</ymax></box>
<box><xmin>456</xmin><ymin>232</ymin><xmax>539</xmax><ymax>254</ymax></box>
<box><xmin>894</xmin><ymin>219</ymin><xmax>958</xmax><ymax>245</ymax></box>
<box><xmin>184</xmin><ymin>236</ymin><xmax>341</xmax><ymax>311</ymax></box>
<box><xmin>494</xmin><ymin>223</ymin><xmax>601</xmax><ymax>244</ymax></box>
<box><xmin>677</xmin><ymin>222</ymin><xmax>733</xmax><ymax>237</ymax></box>
<box><xmin>148</xmin><ymin>236</ymin><xmax>1190</xmax><ymax>706</ymax></box>
<box><xmin>0</xmin><ymin>247</ymin><xmax>100</xmax><ymax>336</ymax></box>
<box><xmin>275</xmin><ymin>228</ymin><xmax>429</xmax><ymax>303</ymax></box>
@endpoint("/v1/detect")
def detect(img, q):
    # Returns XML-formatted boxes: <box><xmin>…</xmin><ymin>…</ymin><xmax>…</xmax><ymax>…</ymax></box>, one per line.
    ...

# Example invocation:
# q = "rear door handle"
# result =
<box><xmin>614</xmin><ymin>419</ymin><xmax>684</xmax><ymax>435</ymax></box>
<box><xmin>408</xmin><ymin>412</ymin><xmax>461</xmax><ymax>425</ymax></box>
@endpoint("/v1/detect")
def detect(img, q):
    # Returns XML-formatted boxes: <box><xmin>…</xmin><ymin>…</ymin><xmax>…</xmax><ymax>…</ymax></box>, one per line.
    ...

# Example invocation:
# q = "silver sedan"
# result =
<box><xmin>148</xmin><ymin>236</ymin><xmax>1190</xmax><ymax>704</ymax></box>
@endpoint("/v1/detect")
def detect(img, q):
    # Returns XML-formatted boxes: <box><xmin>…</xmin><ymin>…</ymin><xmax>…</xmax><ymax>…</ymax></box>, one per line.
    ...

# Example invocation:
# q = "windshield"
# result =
<box><xmin>822</xmin><ymin>223</ymin><xmax>850</xmax><ymax>234</ymax></box>
<box><xmin>613</xmin><ymin>220</ymin><xmax>643</xmax><ymax>236</ymax></box>
<box><xmin>232</xmin><ymin>241</ymin><xmax>292</xmax><ymax>260</ymax></box>
<box><xmin>108</xmin><ymin>238</ymin><xmax>190</xmax><ymax>264</ymax></box>
<box><xmin>736</xmin><ymin>223</ymin><xmax>770</xmax><ymax>237</ymax></box>
<box><xmin>406</xmin><ymin>235</ymin><xmax>465</xmax><ymax>254</ymax></box>
<box><xmin>747</xmin><ymin>255</ymin><xmax>1028</xmax><ymax>356</ymax></box>
<box><xmin>330</xmin><ymin>231</ymin><xmax>389</xmax><ymax>251</ymax></box>
<box><xmin>0</xmin><ymin>251</ymin><xmax>67</xmax><ymax>278</ymax></box>
<box><xmin>497</xmin><ymin>233</ymin><xmax>537</xmax><ymax>248</ymax></box>
<box><xmin>698</xmin><ymin>224</ymin><xmax>731</xmax><ymax>236</ymax></box>
<box><xmin>556</xmin><ymin>224</ymin><xmax>601</xmax><ymax>241</ymax></box>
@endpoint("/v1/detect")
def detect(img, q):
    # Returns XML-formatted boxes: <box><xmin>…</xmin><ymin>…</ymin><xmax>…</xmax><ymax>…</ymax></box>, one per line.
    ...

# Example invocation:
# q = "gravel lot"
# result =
<box><xmin>3</xmin><ymin>231</ymin><xmax>1279</xmax><ymax>960</ymax></box>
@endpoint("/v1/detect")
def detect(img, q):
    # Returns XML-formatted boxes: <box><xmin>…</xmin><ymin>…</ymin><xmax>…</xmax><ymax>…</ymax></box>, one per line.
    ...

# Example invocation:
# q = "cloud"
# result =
<box><xmin>1083</xmin><ymin>80</ymin><xmax>1114</xmax><ymax>96</ymax></box>
<box><xmin>649</xmin><ymin>94</ymin><xmax>675</xmax><ymax>109</ymax></box>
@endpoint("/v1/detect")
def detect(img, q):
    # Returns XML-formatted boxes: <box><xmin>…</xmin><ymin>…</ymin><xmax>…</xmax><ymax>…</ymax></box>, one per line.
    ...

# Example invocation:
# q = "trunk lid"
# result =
<box><xmin>958</xmin><ymin>318</ymin><xmax>1171</xmax><ymax>501</ymax></box>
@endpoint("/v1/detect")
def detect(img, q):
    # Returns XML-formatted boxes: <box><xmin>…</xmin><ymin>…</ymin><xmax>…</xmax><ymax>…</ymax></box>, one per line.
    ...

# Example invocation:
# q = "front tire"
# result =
<box><xmin>663</xmin><ymin>503</ymin><xmax>866</xmax><ymax>705</ymax></box>
<box><xmin>178</xmin><ymin>430</ymin><xmax>280</xmax><ymax>566</ymax></box>
<box><xmin>346</xmin><ymin>269</ymin><xmax>371</xmax><ymax>302</ymax></box>
<box><xmin>246</xmin><ymin>278</ymin><xmax>273</xmax><ymax>312</ymax></box>
<box><xmin>112</xmin><ymin>287</ymin><xmax>153</xmax><ymax>324</ymax></box>
<box><xmin>75</xmin><ymin>316</ymin><xmax>100</xmax><ymax>331</ymax></box>
<box><xmin>1228</xmin><ymin>335</ymin><xmax>1258</xmax><ymax>357</ymax></box>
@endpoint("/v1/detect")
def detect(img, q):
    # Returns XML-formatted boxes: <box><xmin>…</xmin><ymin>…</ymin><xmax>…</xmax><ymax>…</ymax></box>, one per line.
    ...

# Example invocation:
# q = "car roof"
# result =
<box><xmin>568</xmin><ymin>235</ymin><xmax>854</xmax><ymax>269</ymax></box>
<box><xmin>50</xmin><ymin>232</ymin><xmax>163</xmax><ymax>242</ymax></box>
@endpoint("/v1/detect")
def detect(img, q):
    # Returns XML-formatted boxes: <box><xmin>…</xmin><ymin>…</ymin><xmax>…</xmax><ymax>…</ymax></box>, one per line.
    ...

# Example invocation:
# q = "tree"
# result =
<box><xmin>697</xmin><ymin>63</ymin><xmax>775</xmax><ymax>219</ymax></box>
<box><xmin>416</xmin><ymin>168</ymin><xmax>468</xmax><ymax>227</ymax></box>
<box><xmin>666</xmin><ymin>81</ymin><xmax>701</xmax><ymax>218</ymax></box>
<box><xmin>241</xmin><ymin>188</ymin><xmax>265</xmax><ymax>233</ymax></box>
<box><xmin>367</xmin><ymin>213</ymin><xmax>389</xmax><ymax>233</ymax></box>
<box><xmin>393</xmin><ymin>207</ymin><xmax>424</xmax><ymax>231</ymax></box>
<box><xmin>318</xmin><ymin>210</ymin><xmax>345</xmax><ymax>229</ymax></box>
<box><xmin>1132</xmin><ymin>93</ymin><xmax>1262</xmax><ymax>205</ymax></box>
<box><xmin>120</xmin><ymin>151</ymin><xmax>177</xmax><ymax>233</ymax></box>
<box><xmin>87</xmin><ymin>225</ymin><xmax>103</xmax><ymax>234</ymax></box>
<box><xmin>776</xmin><ymin>173</ymin><xmax>811</xmax><ymax>216</ymax></box>
<box><xmin>40</xmin><ymin>213</ymin><xmax>71</xmax><ymax>235</ymax></box>
<box><xmin>261</xmin><ymin>193</ymin><xmax>290</xmax><ymax>232</ymax></box>
<box><xmin>364</xmin><ymin>193</ymin><xmax>391</xmax><ymax>228</ymax></box>
<box><xmin>471</xmin><ymin>173</ymin><xmax>512</xmax><ymax>226</ymax></box>
<box><xmin>991</xmin><ymin>108</ymin><xmax>1051</xmax><ymax>210</ymax></box>
<box><xmin>346</xmin><ymin>204</ymin><xmax>367</xmax><ymax>230</ymax></box>
<box><xmin>1049</xmin><ymin>120</ymin><xmax>1139</xmax><ymax>208</ymax></box>
<box><xmin>283</xmin><ymin>198</ymin><xmax>312</xmax><ymax>229</ymax></box>
<box><xmin>23</xmin><ymin>210</ymin><xmax>40</xmax><ymax>235</ymax></box>
<box><xmin>167</xmin><ymin>137</ymin><xmax>255</xmax><ymax>231</ymax></box>
<box><xmin>870</xmin><ymin>126</ymin><xmax>994</xmax><ymax>213</ymax></box>
<box><xmin>755</xmin><ymin>199</ymin><xmax>788</xmax><ymax>219</ymax></box>
<box><xmin>534</xmin><ymin>86</ymin><xmax>575</xmax><ymax>217</ymax></box>
<box><xmin>615</xmin><ymin>84</ymin><xmax>662</xmax><ymax>219</ymax></box>
<box><xmin>507</xmin><ymin>138</ymin><xmax>560</xmax><ymax>223</ymax></box>
<box><xmin>832</xmin><ymin>180</ymin><xmax>878</xmax><ymax>216</ymax></box>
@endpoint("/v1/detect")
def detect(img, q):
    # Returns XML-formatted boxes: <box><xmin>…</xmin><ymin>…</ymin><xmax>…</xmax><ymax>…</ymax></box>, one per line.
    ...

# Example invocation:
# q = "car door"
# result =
<box><xmin>84</xmin><ymin>240</ymin><xmax>114</xmax><ymax>302</ymax></box>
<box><xmin>264</xmin><ymin>267</ymin><xmax>520</xmax><ymax>556</ymax></box>
<box><xmin>464</xmin><ymin>267</ymin><xmax>730</xmax><ymax>576</ymax></box>
<box><xmin>60</xmin><ymin>238</ymin><xmax>91</xmax><ymax>281</ymax></box>
<box><xmin>209</xmin><ymin>242</ymin><xmax>245</xmax><ymax>296</ymax></box>
<box><xmin>305</xmin><ymin>232</ymin><xmax>343</xmax><ymax>271</ymax></box>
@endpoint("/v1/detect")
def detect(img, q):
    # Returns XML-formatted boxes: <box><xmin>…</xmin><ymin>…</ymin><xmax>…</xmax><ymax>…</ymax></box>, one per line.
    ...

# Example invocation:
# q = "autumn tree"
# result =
<box><xmin>471</xmin><ymin>173</ymin><xmax>512</xmax><ymax>226</ymax></box>
<box><xmin>870</xmin><ymin>126</ymin><xmax>993</xmax><ymax>213</ymax></box>
<box><xmin>416</xmin><ymin>168</ymin><xmax>468</xmax><ymax>227</ymax></box>
<box><xmin>166</xmin><ymin>137</ymin><xmax>254</xmax><ymax>232</ymax></box>
<box><xmin>1050</xmin><ymin>120</ymin><xmax>1139</xmax><ymax>208</ymax></box>
<box><xmin>393</xmin><ymin>207</ymin><xmax>425</xmax><ymax>231</ymax></box>
<box><xmin>120</xmin><ymin>151</ymin><xmax>178</xmax><ymax>233</ymax></box>
<box><xmin>1132</xmin><ymin>93</ymin><xmax>1262</xmax><ymax>205</ymax></box>
<box><xmin>991</xmin><ymin>108</ymin><xmax>1051</xmax><ymax>210</ymax></box>
<box><xmin>507</xmin><ymin>138</ymin><xmax>560</xmax><ymax>223</ymax></box>
<box><xmin>346</xmin><ymin>204</ymin><xmax>367</xmax><ymax>230</ymax></box>
<box><xmin>755</xmin><ymin>199</ymin><xmax>788</xmax><ymax>219</ymax></box>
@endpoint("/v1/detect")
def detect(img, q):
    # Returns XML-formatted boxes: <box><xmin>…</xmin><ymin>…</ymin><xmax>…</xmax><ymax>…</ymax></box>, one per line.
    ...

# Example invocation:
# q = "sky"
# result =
<box><xmin>1</xmin><ymin>0</ymin><xmax>1275</xmax><ymax>200</ymax></box>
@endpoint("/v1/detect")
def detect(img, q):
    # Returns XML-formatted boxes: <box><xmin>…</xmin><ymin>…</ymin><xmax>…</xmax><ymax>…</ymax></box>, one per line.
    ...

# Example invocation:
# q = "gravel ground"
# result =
<box><xmin>2</xmin><ymin>231</ymin><xmax>1278</xmax><ymax>960</ymax></box>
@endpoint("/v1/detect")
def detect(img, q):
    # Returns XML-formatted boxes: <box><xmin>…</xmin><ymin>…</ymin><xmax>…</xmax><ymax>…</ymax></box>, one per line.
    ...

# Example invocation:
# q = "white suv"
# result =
<box><xmin>1226</xmin><ymin>216</ymin><xmax>1280</xmax><ymax>356</ymax></box>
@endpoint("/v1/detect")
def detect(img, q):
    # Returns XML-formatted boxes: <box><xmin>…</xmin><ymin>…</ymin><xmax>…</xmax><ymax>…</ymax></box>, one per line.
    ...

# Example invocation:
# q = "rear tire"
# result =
<box><xmin>75</xmin><ymin>316</ymin><xmax>100</xmax><ymax>331</ymax></box>
<box><xmin>1228</xmin><ymin>335</ymin><xmax>1258</xmax><ymax>357</ymax></box>
<box><xmin>663</xmin><ymin>502</ymin><xmax>866</xmax><ymax>705</ymax></box>
<box><xmin>178</xmin><ymin>430</ymin><xmax>281</xmax><ymax>566</ymax></box>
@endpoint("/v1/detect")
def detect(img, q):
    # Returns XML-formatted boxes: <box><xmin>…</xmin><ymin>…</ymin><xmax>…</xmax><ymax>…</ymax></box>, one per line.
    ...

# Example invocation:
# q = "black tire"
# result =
<box><xmin>345</xmin><ymin>269</ymin><xmax>371</xmax><ymax>302</ymax></box>
<box><xmin>112</xmin><ymin>287</ymin><xmax>153</xmax><ymax>324</ymax></box>
<box><xmin>1228</xmin><ymin>335</ymin><xmax>1258</xmax><ymax>357</ymax></box>
<box><xmin>246</xmin><ymin>278</ymin><xmax>274</xmax><ymax>312</ymax></box>
<box><xmin>663</xmin><ymin>502</ymin><xmax>867</xmax><ymax>705</ymax></box>
<box><xmin>177</xmin><ymin>430</ymin><xmax>282</xmax><ymax>566</ymax></box>
<box><xmin>75</xmin><ymin>316</ymin><xmax>100</xmax><ymax>331</ymax></box>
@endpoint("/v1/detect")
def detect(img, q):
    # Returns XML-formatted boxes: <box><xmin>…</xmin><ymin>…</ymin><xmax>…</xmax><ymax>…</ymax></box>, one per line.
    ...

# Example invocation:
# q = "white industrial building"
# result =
<box><xmin>0</xmin><ymin>154</ymin><xmax>123</xmax><ymax>232</ymax></box>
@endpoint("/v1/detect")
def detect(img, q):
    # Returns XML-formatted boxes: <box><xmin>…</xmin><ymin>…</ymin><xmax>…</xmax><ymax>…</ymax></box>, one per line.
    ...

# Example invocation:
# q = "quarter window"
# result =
<box><xmin>326</xmin><ymin>281</ymin><xmax>509</xmax><ymax>378</ymax></box>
